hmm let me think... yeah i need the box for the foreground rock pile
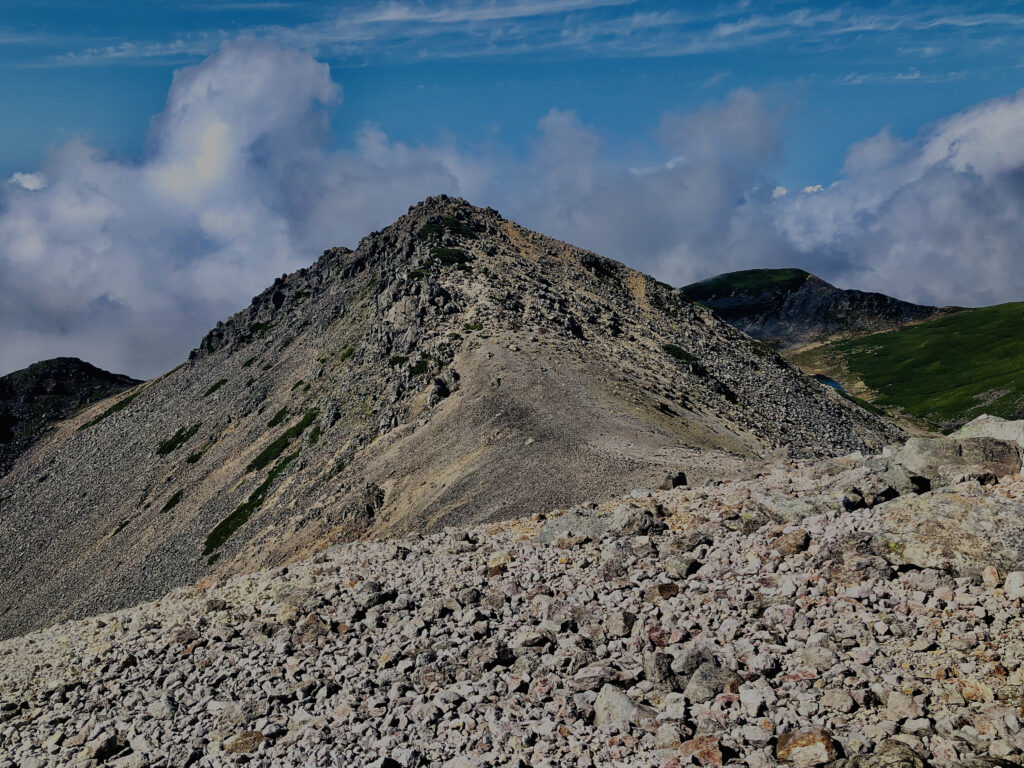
[3,434,1024,767]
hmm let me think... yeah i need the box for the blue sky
[2,1,1024,376]
[3,1,1024,187]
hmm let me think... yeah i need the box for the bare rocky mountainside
[681,269,957,350]
[3,418,1024,767]
[0,196,899,641]
[0,357,139,476]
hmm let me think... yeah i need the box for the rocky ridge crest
[0,197,899,640]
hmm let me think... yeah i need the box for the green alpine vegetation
[267,408,288,427]
[682,268,809,302]
[246,408,319,473]
[790,302,1024,429]
[662,343,696,364]
[156,423,202,455]
[160,490,184,514]
[203,379,228,397]
[77,389,142,431]
[204,450,300,556]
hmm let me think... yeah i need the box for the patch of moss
[418,220,445,240]
[203,379,228,397]
[443,215,477,239]
[430,246,471,266]
[662,343,696,364]
[267,407,289,427]
[204,450,300,555]
[338,346,355,362]
[410,357,431,376]
[748,338,779,360]
[186,451,204,464]
[245,376,256,387]
[262,362,274,371]
[207,552,221,566]
[463,322,484,332]
[249,321,274,336]
[241,356,257,368]
[156,422,202,456]
[246,408,319,473]
[78,390,141,430]
[292,380,305,391]
[160,490,184,514]
[308,424,323,445]
[389,355,409,368]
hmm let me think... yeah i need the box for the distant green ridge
[790,302,1024,430]
[682,268,810,302]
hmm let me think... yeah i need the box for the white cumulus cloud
[7,172,46,191]
[3,40,1024,378]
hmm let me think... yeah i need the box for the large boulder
[952,414,1024,447]
[536,504,666,545]
[895,436,1021,484]
[872,488,1024,576]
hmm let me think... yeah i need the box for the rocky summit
[0,357,139,477]
[0,196,898,640]
[2,431,1024,767]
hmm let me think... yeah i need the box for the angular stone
[886,691,924,721]
[593,684,638,730]
[223,731,265,754]
[536,505,666,545]
[683,661,738,703]
[680,735,723,767]
[487,550,511,576]
[605,610,637,638]
[659,471,688,491]
[821,688,855,713]
[776,727,839,767]
[1004,571,1024,600]
[772,529,809,556]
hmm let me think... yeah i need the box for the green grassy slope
[790,302,1024,430]
[682,268,810,301]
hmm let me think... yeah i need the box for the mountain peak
[0,357,140,476]
[0,203,900,639]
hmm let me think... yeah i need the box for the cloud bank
[2,40,1024,377]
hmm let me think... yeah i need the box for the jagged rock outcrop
[682,268,956,349]
[0,357,139,476]
[0,196,900,639]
